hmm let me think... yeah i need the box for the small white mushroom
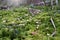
[11,21,15,24]
[19,24,25,26]
[3,20,6,23]
[26,20,29,21]
[25,14,29,16]
[47,33,50,36]
[36,21,39,24]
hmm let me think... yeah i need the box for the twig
[50,17,56,37]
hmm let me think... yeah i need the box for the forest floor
[0,6,60,40]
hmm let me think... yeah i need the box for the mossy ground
[0,6,60,40]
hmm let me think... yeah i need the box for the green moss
[0,6,60,40]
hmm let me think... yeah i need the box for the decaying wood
[0,6,9,10]
[28,8,41,16]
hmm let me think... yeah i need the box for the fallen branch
[50,17,56,37]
